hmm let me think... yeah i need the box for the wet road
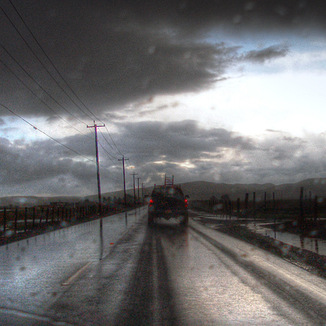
[1,209,326,325]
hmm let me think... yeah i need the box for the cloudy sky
[1,0,326,197]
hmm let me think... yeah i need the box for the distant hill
[1,178,326,206]
[181,179,326,201]
[0,195,85,207]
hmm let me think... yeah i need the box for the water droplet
[233,15,242,24]
[148,45,156,54]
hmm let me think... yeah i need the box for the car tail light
[185,198,188,208]
[149,199,154,206]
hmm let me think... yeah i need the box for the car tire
[148,213,154,226]
[180,213,188,226]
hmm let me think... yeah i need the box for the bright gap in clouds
[135,68,326,139]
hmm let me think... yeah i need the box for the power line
[5,0,121,130]
[98,128,120,159]
[0,3,95,122]
[0,44,88,126]
[0,101,95,163]
[98,141,118,164]
[0,103,115,179]
[104,125,124,156]
[7,0,104,122]
[0,58,93,141]
[2,1,125,157]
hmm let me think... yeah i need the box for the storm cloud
[1,0,325,119]
[241,45,290,64]
[1,0,326,196]
[1,119,326,196]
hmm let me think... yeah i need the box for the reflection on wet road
[0,207,146,324]
[2,209,326,325]
[248,221,326,256]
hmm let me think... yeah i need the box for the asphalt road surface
[1,207,326,325]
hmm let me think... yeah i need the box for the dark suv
[148,184,189,226]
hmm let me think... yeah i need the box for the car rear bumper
[149,209,188,219]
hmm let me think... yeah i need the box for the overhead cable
[0,3,95,121]
[2,1,125,158]
[0,44,88,126]
[0,102,114,174]
[0,59,93,141]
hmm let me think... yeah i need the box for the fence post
[314,195,318,223]
[244,193,249,211]
[229,200,232,219]
[32,207,36,229]
[273,192,275,210]
[40,207,44,226]
[46,207,49,224]
[14,207,18,234]
[24,207,28,232]
[3,207,7,234]
[299,186,304,230]
[253,192,256,220]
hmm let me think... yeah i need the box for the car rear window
[151,186,184,200]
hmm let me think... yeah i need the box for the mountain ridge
[1,178,326,206]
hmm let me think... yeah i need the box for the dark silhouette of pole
[131,172,138,205]
[299,186,304,230]
[245,193,249,210]
[253,192,256,220]
[136,177,141,204]
[118,156,129,205]
[314,195,318,223]
[87,121,105,261]
[87,121,105,217]
[141,182,144,204]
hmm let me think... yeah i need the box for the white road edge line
[190,218,326,305]
[61,262,92,286]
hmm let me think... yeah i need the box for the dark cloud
[2,120,326,195]
[241,45,289,63]
[1,0,324,120]
[1,1,326,195]
[116,120,256,164]
[0,120,255,195]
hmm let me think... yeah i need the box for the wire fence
[0,202,139,241]
[190,187,326,225]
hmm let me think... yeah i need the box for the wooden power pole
[118,156,129,206]
[87,121,105,217]
[131,172,138,205]
[136,177,141,204]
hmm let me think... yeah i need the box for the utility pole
[131,172,138,205]
[118,156,129,206]
[141,182,144,204]
[136,177,141,205]
[87,121,105,261]
[87,121,105,216]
